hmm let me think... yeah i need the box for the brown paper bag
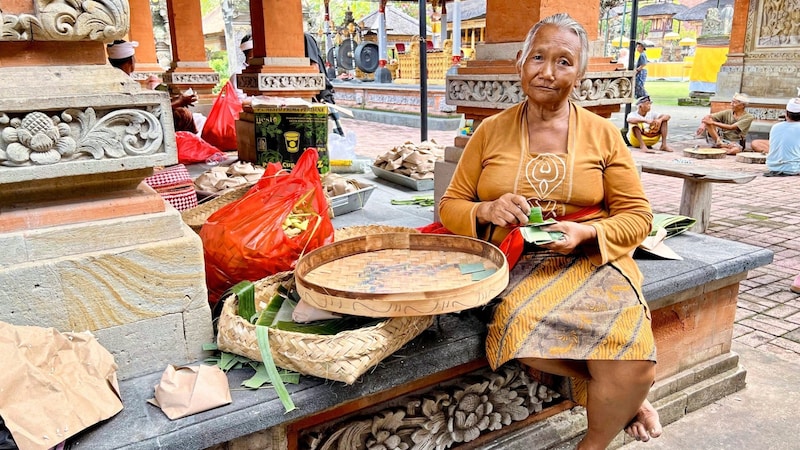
[0,322,123,450]
[148,365,232,420]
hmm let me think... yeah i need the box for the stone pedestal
[445,0,632,134]
[0,0,213,379]
[164,0,219,101]
[237,0,323,99]
[0,197,212,380]
[713,0,799,117]
[129,0,165,87]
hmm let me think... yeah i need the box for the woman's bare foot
[624,399,662,442]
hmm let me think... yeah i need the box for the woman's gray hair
[516,13,589,77]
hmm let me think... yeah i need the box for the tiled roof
[674,0,735,21]
[358,5,432,35]
[638,3,689,17]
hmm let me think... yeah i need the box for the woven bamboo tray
[216,271,434,384]
[334,224,419,241]
[295,233,509,317]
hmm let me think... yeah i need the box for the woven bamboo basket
[216,271,434,384]
[295,233,509,317]
[181,184,252,233]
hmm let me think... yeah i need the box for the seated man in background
[752,97,800,177]
[626,96,673,153]
[695,93,754,155]
[107,40,198,133]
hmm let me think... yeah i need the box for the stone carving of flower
[366,411,410,450]
[447,381,499,443]
[1,111,76,165]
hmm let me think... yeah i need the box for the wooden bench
[637,160,756,233]
[67,228,773,450]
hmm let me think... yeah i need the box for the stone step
[471,352,746,450]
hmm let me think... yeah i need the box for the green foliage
[200,0,218,16]
[207,50,230,93]
[646,81,689,106]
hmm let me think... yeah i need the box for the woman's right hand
[476,193,531,227]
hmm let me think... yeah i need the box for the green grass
[645,81,690,106]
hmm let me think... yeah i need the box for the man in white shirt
[626,96,673,153]
[752,97,800,177]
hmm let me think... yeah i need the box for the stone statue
[720,4,734,35]
[702,8,723,36]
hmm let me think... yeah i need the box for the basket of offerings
[215,226,435,385]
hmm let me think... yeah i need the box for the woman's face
[519,24,582,107]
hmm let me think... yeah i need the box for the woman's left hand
[539,221,597,255]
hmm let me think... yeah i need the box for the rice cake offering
[295,233,509,317]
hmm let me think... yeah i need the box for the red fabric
[201,81,243,151]
[176,131,226,164]
[143,164,198,211]
[416,222,453,234]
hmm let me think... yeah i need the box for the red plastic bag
[175,131,226,164]
[200,149,334,305]
[201,81,243,151]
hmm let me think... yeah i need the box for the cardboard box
[250,103,329,175]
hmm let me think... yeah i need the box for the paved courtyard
[339,103,800,364]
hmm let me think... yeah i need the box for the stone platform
[0,195,213,380]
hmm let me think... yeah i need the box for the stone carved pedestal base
[0,61,211,380]
[0,201,212,380]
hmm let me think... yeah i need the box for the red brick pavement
[340,111,800,361]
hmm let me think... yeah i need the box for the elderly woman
[439,13,661,449]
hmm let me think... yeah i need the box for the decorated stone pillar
[0,0,212,380]
[164,0,220,100]
[446,0,631,125]
[128,0,165,86]
[238,0,323,98]
[713,0,798,120]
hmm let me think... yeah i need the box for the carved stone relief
[238,73,325,92]
[300,363,561,450]
[0,0,129,42]
[757,0,800,47]
[701,8,724,37]
[0,106,164,167]
[447,73,633,110]
[745,107,788,120]
[164,72,221,85]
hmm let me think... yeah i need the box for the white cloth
[107,41,138,59]
[766,121,800,174]
[786,98,800,113]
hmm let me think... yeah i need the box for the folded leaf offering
[521,206,563,245]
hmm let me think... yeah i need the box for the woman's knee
[589,360,655,388]
[519,357,590,379]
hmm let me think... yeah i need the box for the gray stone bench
[68,232,772,450]
[749,119,776,135]
[636,160,757,233]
